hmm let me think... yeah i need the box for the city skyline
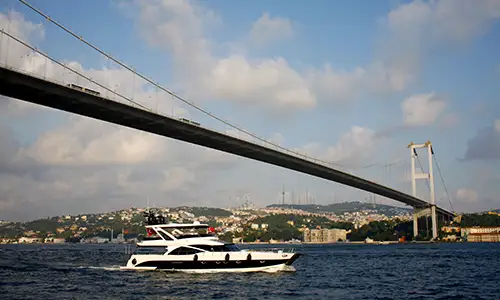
[1,0,499,221]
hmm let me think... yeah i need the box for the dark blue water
[1,243,499,299]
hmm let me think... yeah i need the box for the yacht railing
[244,248,296,253]
[125,246,297,255]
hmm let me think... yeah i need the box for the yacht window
[191,245,216,251]
[136,247,167,255]
[223,244,240,251]
[142,236,162,241]
[191,244,240,252]
[168,247,203,255]
[157,230,173,241]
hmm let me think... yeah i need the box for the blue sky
[0,0,499,220]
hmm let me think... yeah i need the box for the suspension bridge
[0,1,455,239]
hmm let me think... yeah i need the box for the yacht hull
[120,263,295,273]
[120,253,300,273]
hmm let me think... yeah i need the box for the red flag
[146,228,155,236]
[208,226,215,233]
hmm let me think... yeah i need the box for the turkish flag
[146,228,155,236]
[208,227,215,233]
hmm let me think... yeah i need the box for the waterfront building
[18,237,42,243]
[303,228,347,243]
[462,227,500,242]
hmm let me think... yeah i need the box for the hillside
[267,201,412,216]
[170,206,232,217]
[0,206,233,239]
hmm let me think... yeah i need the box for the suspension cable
[432,151,454,212]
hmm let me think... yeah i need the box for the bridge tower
[408,141,438,240]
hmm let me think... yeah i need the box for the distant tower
[408,140,437,240]
[281,185,285,205]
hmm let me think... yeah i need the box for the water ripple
[1,243,500,299]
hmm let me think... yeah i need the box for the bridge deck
[0,66,454,217]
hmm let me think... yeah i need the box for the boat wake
[119,264,296,274]
[76,265,123,271]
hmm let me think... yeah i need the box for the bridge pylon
[408,141,438,240]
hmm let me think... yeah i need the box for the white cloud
[386,0,500,47]
[0,115,243,220]
[307,60,419,105]
[132,0,316,112]
[401,92,446,126]
[134,0,217,79]
[432,0,500,42]
[293,126,383,169]
[0,10,44,62]
[323,126,380,165]
[249,12,294,46]
[307,65,366,103]
[130,0,423,110]
[20,119,169,166]
[379,0,500,92]
[455,188,478,202]
[304,0,500,106]
[129,0,500,111]
[206,55,316,110]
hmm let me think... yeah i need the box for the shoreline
[237,241,441,245]
[0,240,460,245]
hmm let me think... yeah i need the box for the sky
[0,0,499,221]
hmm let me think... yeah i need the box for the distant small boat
[364,237,375,244]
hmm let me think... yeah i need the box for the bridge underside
[0,66,454,218]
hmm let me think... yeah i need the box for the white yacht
[120,210,301,273]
